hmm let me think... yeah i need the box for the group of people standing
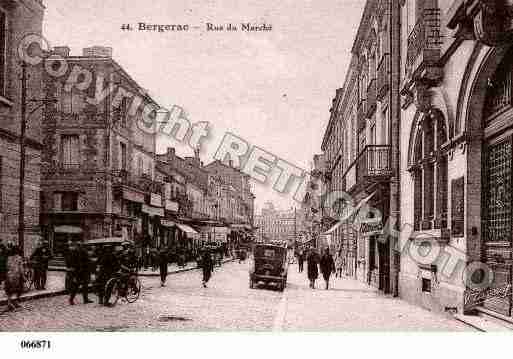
[0,240,51,311]
[296,248,343,290]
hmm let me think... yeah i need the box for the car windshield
[254,246,285,259]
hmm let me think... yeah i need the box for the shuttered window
[61,135,80,167]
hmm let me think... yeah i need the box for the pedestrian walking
[201,249,214,288]
[297,250,305,273]
[66,241,93,305]
[96,245,119,305]
[306,249,319,289]
[30,241,50,290]
[320,248,336,290]
[0,240,7,289]
[158,247,169,287]
[4,246,24,311]
[335,251,343,278]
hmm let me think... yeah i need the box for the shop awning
[175,223,198,234]
[54,225,82,234]
[322,191,377,235]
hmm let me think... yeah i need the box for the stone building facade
[320,0,401,293]
[254,202,298,245]
[40,46,163,258]
[0,0,45,256]
[398,0,513,316]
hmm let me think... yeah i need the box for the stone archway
[459,43,513,315]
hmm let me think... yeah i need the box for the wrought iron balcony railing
[406,8,441,78]
[377,53,390,100]
[356,145,392,181]
[366,79,377,118]
[113,170,164,195]
[342,145,392,192]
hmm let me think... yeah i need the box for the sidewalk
[0,257,234,306]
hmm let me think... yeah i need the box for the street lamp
[18,61,57,255]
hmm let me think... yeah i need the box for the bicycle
[104,271,141,306]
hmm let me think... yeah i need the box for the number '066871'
[20,340,51,349]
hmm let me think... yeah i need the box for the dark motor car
[249,242,288,291]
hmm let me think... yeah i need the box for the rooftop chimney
[53,46,70,57]
[82,46,113,58]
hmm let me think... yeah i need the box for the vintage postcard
[1,0,513,353]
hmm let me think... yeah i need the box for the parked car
[249,242,288,291]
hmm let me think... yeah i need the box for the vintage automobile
[249,242,288,291]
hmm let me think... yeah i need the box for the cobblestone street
[0,261,472,331]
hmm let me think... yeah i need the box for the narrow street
[0,262,471,331]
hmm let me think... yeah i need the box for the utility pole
[18,61,27,255]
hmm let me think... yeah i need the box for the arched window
[411,110,448,231]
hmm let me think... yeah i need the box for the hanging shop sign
[360,220,383,236]
[165,199,179,212]
[150,193,163,207]
[141,204,164,217]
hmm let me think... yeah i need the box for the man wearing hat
[30,241,51,290]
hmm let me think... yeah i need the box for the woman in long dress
[4,246,25,311]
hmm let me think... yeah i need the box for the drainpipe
[389,0,401,297]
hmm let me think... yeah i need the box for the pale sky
[43,0,365,213]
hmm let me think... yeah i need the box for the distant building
[254,202,298,246]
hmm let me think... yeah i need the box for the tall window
[61,192,78,211]
[412,111,448,231]
[120,97,128,127]
[137,157,143,176]
[61,135,80,167]
[0,10,6,97]
[120,142,127,170]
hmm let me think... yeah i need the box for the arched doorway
[482,47,513,316]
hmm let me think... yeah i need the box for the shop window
[412,111,448,231]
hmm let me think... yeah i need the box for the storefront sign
[141,204,164,217]
[360,221,383,236]
[150,193,162,207]
[123,189,145,203]
[165,199,179,212]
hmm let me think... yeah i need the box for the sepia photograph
[1,0,513,355]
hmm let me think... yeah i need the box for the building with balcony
[320,0,400,294]
[0,0,45,256]
[40,46,163,258]
[398,0,513,317]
